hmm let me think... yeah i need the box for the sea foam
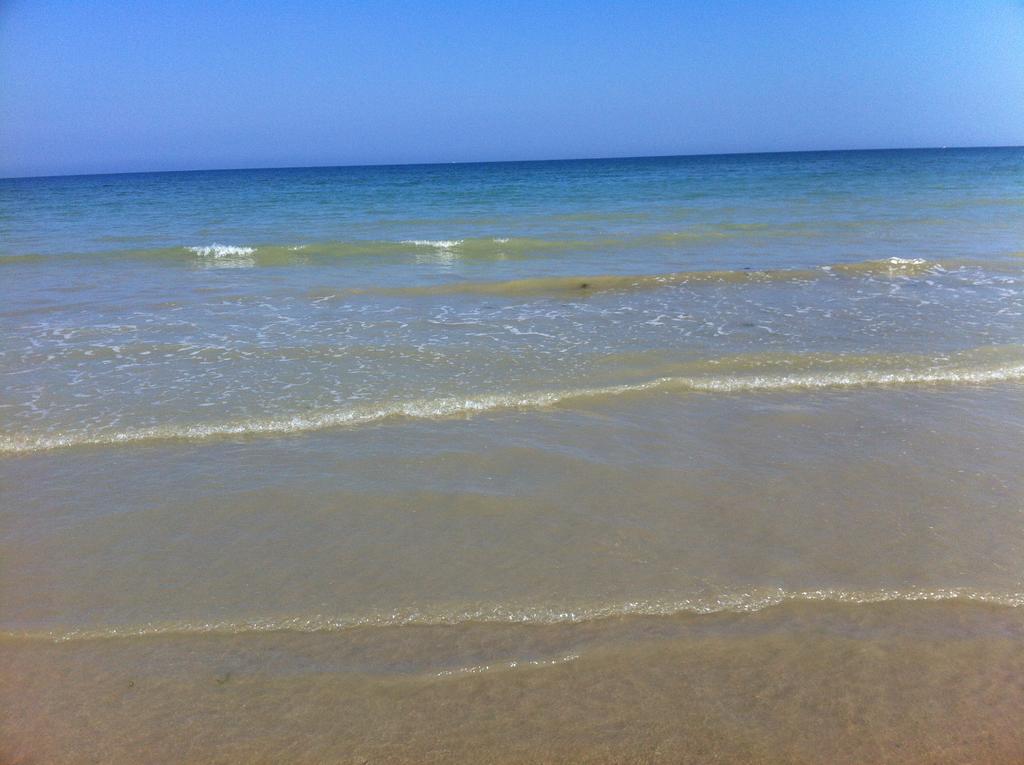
[6,586,1022,643]
[186,244,257,258]
[401,239,463,249]
[3,356,1022,454]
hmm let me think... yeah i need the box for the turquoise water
[5,149,1024,263]
[2,148,1023,451]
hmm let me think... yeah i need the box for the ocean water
[2,148,1024,762]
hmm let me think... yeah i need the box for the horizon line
[3,143,1021,182]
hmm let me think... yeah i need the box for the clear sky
[2,0,1023,177]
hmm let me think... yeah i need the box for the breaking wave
[186,244,257,258]
[4,587,1021,643]
[400,239,463,249]
[2,351,1022,454]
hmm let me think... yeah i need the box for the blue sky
[2,0,1023,177]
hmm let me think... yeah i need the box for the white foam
[886,257,928,265]
[186,244,257,258]
[434,653,580,678]
[401,239,463,249]
[6,587,1021,643]
[2,360,1023,454]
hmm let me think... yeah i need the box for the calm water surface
[2,149,1024,763]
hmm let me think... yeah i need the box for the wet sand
[4,601,1023,764]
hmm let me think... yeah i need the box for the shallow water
[2,148,1023,762]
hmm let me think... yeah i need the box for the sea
[2,148,1023,763]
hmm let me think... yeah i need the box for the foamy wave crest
[2,357,1022,454]
[187,244,257,269]
[6,587,1022,642]
[186,244,257,258]
[400,239,463,249]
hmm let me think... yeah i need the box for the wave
[186,244,257,258]
[186,243,258,269]
[0,237,582,266]
[8,226,1020,269]
[4,587,1021,643]
[177,237,583,264]
[2,350,1022,454]
[351,257,983,297]
[400,239,463,249]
